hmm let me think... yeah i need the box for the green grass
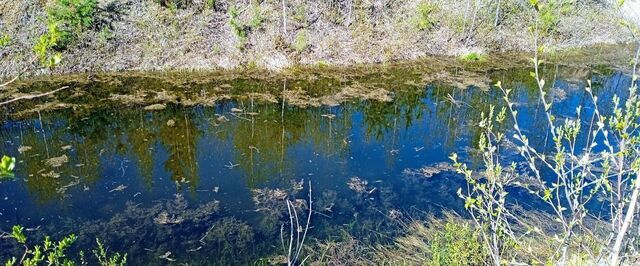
[459,52,486,62]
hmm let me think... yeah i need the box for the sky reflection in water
[0,65,633,264]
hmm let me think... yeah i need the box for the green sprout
[0,155,16,178]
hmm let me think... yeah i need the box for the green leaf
[11,225,26,244]
[0,155,16,175]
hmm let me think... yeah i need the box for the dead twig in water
[0,86,70,106]
[224,161,239,169]
[281,181,313,266]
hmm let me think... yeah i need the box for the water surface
[0,62,633,264]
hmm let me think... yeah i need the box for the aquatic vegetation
[253,188,290,216]
[402,162,455,178]
[197,217,256,263]
[1,45,639,264]
[347,177,370,194]
[306,236,371,266]
[57,194,222,263]
[44,154,69,168]
[0,155,16,178]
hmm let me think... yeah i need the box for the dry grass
[0,0,632,79]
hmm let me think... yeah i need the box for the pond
[0,56,635,264]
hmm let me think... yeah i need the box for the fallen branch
[0,86,69,106]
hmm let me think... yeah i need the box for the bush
[375,217,488,265]
[534,0,575,36]
[0,33,11,47]
[154,0,196,9]
[31,0,98,68]
[415,1,438,31]
[48,0,99,38]
[228,6,247,47]
[4,225,77,266]
[228,5,264,50]
[428,222,487,266]
[33,19,63,68]
[293,30,308,52]
[459,52,486,62]
[3,225,127,266]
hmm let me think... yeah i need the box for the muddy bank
[0,49,631,120]
[0,0,635,79]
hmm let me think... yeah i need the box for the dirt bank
[0,0,635,79]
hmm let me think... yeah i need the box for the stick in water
[0,86,69,106]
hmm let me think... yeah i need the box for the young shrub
[293,30,308,52]
[33,19,63,68]
[453,1,640,264]
[531,0,575,37]
[459,52,486,62]
[415,1,439,31]
[3,226,127,266]
[205,0,216,10]
[0,33,11,47]
[249,5,264,29]
[228,6,247,49]
[451,105,514,266]
[48,0,99,38]
[429,222,487,266]
[92,239,127,266]
[228,4,264,50]
[4,225,77,266]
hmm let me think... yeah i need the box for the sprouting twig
[0,86,70,106]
